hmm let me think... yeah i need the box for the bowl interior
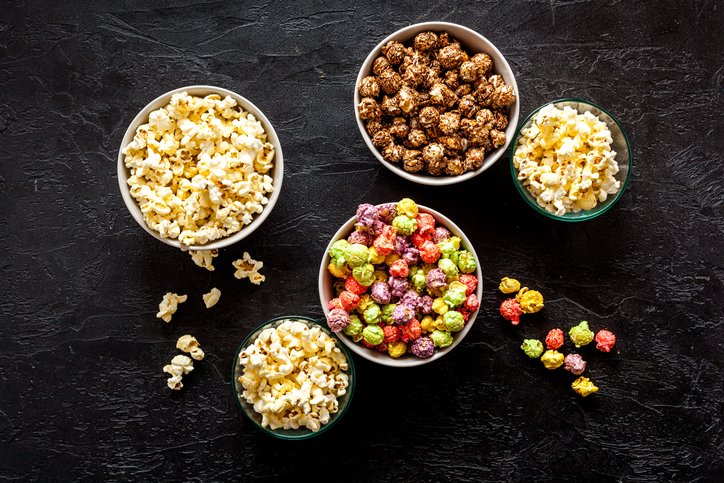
[117,85,284,250]
[510,98,632,221]
[318,204,483,367]
[232,316,355,440]
[354,21,520,186]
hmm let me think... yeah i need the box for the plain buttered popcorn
[237,320,350,432]
[122,92,275,246]
[513,105,620,216]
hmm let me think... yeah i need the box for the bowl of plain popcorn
[117,86,283,249]
[510,99,632,221]
[232,316,355,439]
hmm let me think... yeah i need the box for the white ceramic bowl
[354,22,519,186]
[318,204,483,367]
[117,85,284,250]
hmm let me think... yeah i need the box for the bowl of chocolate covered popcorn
[510,98,632,221]
[117,85,284,250]
[232,316,355,439]
[354,22,519,185]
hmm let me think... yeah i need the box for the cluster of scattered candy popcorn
[498,277,544,324]
[123,92,275,246]
[163,335,205,390]
[325,198,479,359]
[502,277,617,397]
[237,319,350,432]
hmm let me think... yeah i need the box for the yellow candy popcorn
[499,277,521,294]
[541,350,564,370]
[388,340,408,358]
[357,294,373,313]
[368,247,386,265]
[517,287,544,314]
[328,262,351,279]
[385,253,401,266]
[449,236,461,250]
[397,198,418,218]
[572,376,599,397]
[433,315,448,331]
[420,315,435,333]
[373,270,389,283]
[449,281,467,293]
[432,297,449,315]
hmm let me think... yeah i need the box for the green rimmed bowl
[510,98,632,221]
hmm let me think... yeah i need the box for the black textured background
[1,1,723,481]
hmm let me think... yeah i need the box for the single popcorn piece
[237,319,350,432]
[163,354,194,390]
[122,92,275,246]
[595,329,616,353]
[521,339,544,359]
[541,350,564,370]
[569,321,595,348]
[499,277,521,294]
[233,252,265,284]
[516,287,544,314]
[203,287,221,308]
[500,298,523,325]
[184,249,218,271]
[176,335,205,361]
[545,328,564,350]
[156,292,187,323]
[571,376,599,397]
[564,353,586,375]
[512,104,620,216]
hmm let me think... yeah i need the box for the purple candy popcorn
[402,246,420,265]
[388,276,409,297]
[410,337,435,358]
[401,289,422,310]
[431,226,451,244]
[426,268,447,290]
[564,354,586,375]
[326,309,350,333]
[394,235,410,255]
[370,281,392,304]
[419,295,434,314]
[391,303,415,325]
[347,230,373,246]
[355,204,380,229]
[377,203,398,225]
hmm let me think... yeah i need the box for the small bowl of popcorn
[232,316,355,440]
[117,85,284,250]
[354,22,520,185]
[510,98,632,221]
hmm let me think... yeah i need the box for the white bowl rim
[353,21,520,186]
[117,85,284,251]
[318,203,483,367]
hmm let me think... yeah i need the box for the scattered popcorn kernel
[521,339,544,359]
[545,328,564,350]
[569,321,594,348]
[184,249,218,271]
[156,292,187,323]
[571,376,599,397]
[500,298,523,325]
[203,287,221,308]
[176,335,205,361]
[499,277,521,294]
[564,353,586,375]
[163,354,194,390]
[516,287,544,314]
[233,252,265,284]
[595,330,616,352]
[541,350,564,370]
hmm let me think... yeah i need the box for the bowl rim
[509,97,633,222]
[318,203,483,367]
[116,85,284,251]
[353,21,520,186]
[231,315,356,440]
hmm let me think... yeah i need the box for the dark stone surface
[1,0,723,481]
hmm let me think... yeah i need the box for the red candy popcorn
[459,274,478,296]
[500,298,523,325]
[345,275,368,295]
[416,213,436,235]
[328,298,344,311]
[595,330,616,352]
[389,259,409,277]
[339,291,360,311]
[545,329,564,350]
[383,325,401,343]
[419,240,441,263]
[411,230,431,248]
[459,308,471,322]
[400,319,422,342]
[361,339,375,349]
[376,342,388,353]
[464,294,480,312]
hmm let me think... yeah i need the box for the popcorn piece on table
[233,252,265,284]
[564,353,586,375]
[500,298,523,325]
[569,321,595,348]
[157,292,187,323]
[541,350,564,370]
[163,354,194,390]
[571,376,599,397]
[516,287,544,314]
[203,287,221,308]
[545,328,564,350]
[521,339,544,359]
[595,329,616,352]
[499,277,521,294]
[176,335,205,361]
[183,249,218,271]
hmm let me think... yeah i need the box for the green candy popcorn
[329,239,349,260]
[344,315,364,338]
[443,288,467,308]
[352,263,376,287]
[443,311,465,332]
[381,303,397,323]
[569,321,594,348]
[430,329,454,348]
[392,215,418,236]
[344,243,370,268]
[438,258,459,278]
[364,303,381,325]
[457,250,477,274]
[521,339,544,359]
[362,324,384,346]
[439,239,458,257]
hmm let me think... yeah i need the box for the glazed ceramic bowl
[117,85,284,250]
[318,204,483,367]
[354,22,519,186]
[510,98,632,221]
[232,316,355,440]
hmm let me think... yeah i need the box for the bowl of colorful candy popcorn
[510,99,632,221]
[117,85,284,250]
[318,198,483,367]
[354,22,520,186]
[232,316,355,440]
